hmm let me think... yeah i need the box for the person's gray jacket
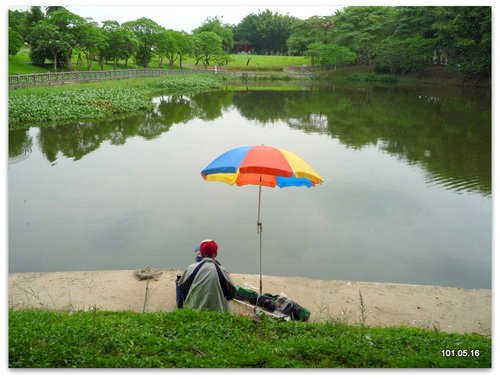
[178,257,236,311]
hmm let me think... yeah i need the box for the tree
[9,28,24,55]
[393,7,438,39]
[76,21,106,70]
[26,6,45,27]
[194,16,234,52]
[176,32,191,69]
[332,6,398,65]
[28,21,69,71]
[191,32,223,67]
[45,6,66,15]
[123,18,164,68]
[309,15,336,44]
[9,9,28,39]
[307,42,356,69]
[156,29,184,68]
[287,16,336,55]
[434,6,491,77]
[374,36,434,74]
[44,9,86,70]
[235,9,297,54]
[102,20,138,69]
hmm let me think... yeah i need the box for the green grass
[228,54,309,67]
[9,48,54,75]
[9,47,309,75]
[8,308,491,368]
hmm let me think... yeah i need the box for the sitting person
[176,239,236,312]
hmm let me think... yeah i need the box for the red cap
[200,240,218,258]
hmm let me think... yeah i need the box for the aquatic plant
[9,88,153,125]
[347,72,398,83]
[141,75,222,94]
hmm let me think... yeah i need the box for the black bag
[274,296,311,322]
[279,298,310,321]
[235,286,259,305]
[256,293,278,312]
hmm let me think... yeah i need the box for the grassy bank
[9,308,490,368]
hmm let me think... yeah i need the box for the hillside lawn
[9,47,310,75]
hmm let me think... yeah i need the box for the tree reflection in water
[9,84,491,196]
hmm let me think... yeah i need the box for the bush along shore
[8,75,224,129]
[9,308,491,368]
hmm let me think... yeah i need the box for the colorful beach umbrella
[201,145,323,294]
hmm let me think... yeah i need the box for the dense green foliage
[9,308,491,368]
[234,9,297,55]
[9,88,152,125]
[8,27,24,56]
[307,42,356,68]
[193,16,234,52]
[287,6,490,77]
[140,75,223,94]
[8,75,225,128]
[122,17,164,68]
[331,6,491,77]
[9,6,490,77]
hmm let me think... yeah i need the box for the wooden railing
[8,67,309,89]
[8,68,220,89]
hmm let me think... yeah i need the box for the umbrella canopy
[201,145,324,188]
[201,145,323,294]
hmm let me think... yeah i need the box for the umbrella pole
[257,181,263,296]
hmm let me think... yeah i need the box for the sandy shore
[8,269,491,336]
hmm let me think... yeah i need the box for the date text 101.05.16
[441,350,480,357]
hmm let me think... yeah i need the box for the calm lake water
[8,83,492,289]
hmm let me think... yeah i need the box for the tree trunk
[179,55,183,69]
[53,51,57,72]
[66,50,74,71]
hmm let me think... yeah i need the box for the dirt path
[8,269,491,336]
